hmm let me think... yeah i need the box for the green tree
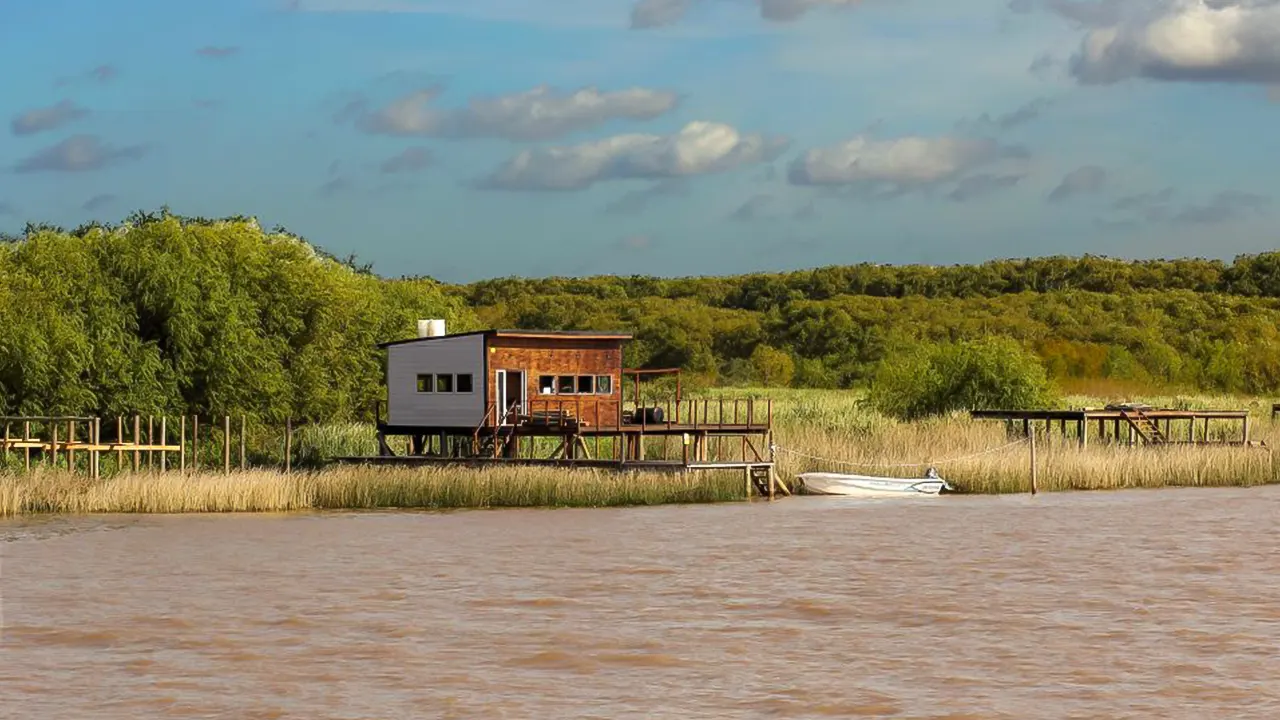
[868,337,1057,420]
[750,345,794,387]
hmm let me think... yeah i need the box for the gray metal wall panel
[386,334,486,427]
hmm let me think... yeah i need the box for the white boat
[798,468,954,497]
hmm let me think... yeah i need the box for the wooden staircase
[1121,408,1167,445]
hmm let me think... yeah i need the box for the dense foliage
[868,337,1056,419]
[0,211,473,420]
[3,209,1280,420]
[462,257,1280,395]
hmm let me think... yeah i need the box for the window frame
[416,374,434,393]
[456,373,474,393]
[539,375,556,395]
[595,375,613,395]
[435,374,454,393]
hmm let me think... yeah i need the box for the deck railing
[471,397,773,432]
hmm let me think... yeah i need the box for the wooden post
[1078,419,1087,449]
[132,415,141,472]
[51,422,58,470]
[23,421,30,472]
[180,415,187,473]
[147,416,154,470]
[116,416,124,470]
[1029,421,1038,495]
[1188,417,1195,444]
[284,418,292,474]
[67,420,75,474]
[223,416,231,475]
[240,415,246,470]
[160,417,168,472]
[1243,415,1251,445]
[745,465,753,500]
[3,422,8,464]
[92,418,101,480]
[193,415,200,472]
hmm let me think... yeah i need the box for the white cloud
[349,85,679,141]
[1070,0,1280,84]
[481,121,789,191]
[787,135,1025,189]
[631,0,870,27]
[1047,165,1108,202]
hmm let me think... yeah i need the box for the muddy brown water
[3,487,1280,719]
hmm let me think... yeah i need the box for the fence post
[51,422,58,471]
[193,416,200,473]
[132,415,141,472]
[23,421,30,472]
[148,415,154,470]
[180,415,186,473]
[223,416,231,476]
[1029,421,1039,495]
[68,420,75,475]
[160,417,168,472]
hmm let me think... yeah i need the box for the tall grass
[755,388,1279,494]
[2,388,1276,516]
[0,466,746,517]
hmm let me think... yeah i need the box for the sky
[0,0,1278,282]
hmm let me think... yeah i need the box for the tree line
[3,210,1280,422]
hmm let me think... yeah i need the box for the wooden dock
[359,396,785,498]
[970,406,1256,447]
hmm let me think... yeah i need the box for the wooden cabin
[379,323,632,432]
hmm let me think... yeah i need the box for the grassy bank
[759,388,1279,494]
[0,466,745,517]
[2,388,1277,516]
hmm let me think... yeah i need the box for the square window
[539,375,556,394]
[558,376,576,394]
[577,376,594,394]
[595,375,613,394]
[436,374,454,393]
[457,374,473,393]
[416,374,433,393]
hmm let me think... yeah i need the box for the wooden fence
[0,415,295,478]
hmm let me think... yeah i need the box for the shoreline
[2,448,1277,517]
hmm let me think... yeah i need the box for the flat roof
[378,329,633,349]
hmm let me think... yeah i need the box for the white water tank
[417,319,446,338]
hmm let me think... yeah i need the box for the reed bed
[760,389,1280,494]
[3,388,1277,516]
[0,466,745,517]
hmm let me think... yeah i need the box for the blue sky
[1,0,1277,282]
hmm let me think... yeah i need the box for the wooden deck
[971,407,1256,447]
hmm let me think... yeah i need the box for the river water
[3,486,1279,719]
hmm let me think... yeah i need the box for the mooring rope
[771,437,1029,470]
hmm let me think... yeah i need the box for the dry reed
[0,465,745,517]
[3,388,1276,516]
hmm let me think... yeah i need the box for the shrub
[868,337,1057,420]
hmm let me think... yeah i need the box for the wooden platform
[971,406,1255,447]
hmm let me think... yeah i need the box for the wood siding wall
[386,334,486,427]
[486,337,624,428]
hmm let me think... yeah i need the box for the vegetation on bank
[6,209,1280,428]
[1,389,1276,516]
[0,466,746,516]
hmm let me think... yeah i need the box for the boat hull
[798,472,952,497]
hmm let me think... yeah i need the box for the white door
[496,370,525,425]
